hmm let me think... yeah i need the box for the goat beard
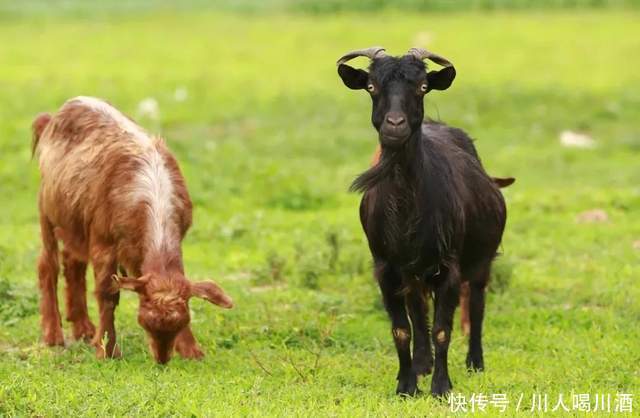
[350,149,403,193]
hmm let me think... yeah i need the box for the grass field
[0,4,639,416]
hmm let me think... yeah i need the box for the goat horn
[407,47,453,68]
[336,46,386,66]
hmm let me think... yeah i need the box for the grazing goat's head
[337,47,456,148]
[114,273,233,364]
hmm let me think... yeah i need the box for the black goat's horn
[407,47,453,68]
[336,46,386,66]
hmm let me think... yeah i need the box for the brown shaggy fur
[33,97,232,363]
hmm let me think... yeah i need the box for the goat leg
[376,261,418,396]
[91,248,121,359]
[407,285,433,376]
[430,264,460,397]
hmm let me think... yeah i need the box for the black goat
[337,47,512,397]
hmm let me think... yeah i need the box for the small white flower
[174,87,188,102]
[560,130,595,148]
[137,97,160,120]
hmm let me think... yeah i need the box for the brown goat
[33,96,233,363]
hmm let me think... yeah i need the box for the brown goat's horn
[407,47,453,68]
[336,46,386,66]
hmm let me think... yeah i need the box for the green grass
[1,6,639,417]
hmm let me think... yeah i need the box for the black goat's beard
[350,133,414,193]
[350,152,399,193]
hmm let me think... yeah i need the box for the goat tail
[32,113,52,157]
[492,176,515,188]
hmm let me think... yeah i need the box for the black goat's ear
[338,64,369,90]
[427,66,456,92]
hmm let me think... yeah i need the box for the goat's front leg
[174,326,204,359]
[62,249,95,342]
[376,261,417,396]
[407,286,433,376]
[90,248,121,359]
[431,265,460,397]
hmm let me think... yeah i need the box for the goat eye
[367,83,375,93]
[420,83,428,93]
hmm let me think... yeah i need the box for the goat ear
[190,281,233,309]
[427,66,456,92]
[338,64,369,90]
[492,176,516,188]
[112,274,148,293]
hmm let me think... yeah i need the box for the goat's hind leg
[62,249,95,342]
[465,261,491,372]
[376,261,418,396]
[430,264,460,397]
[459,282,471,336]
[37,215,64,346]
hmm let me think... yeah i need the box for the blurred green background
[0,1,639,416]
[2,0,640,15]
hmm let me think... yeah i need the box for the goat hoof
[396,372,419,397]
[43,327,65,347]
[430,377,452,398]
[465,352,484,372]
[176,344,204,360]
[72,320,96,342]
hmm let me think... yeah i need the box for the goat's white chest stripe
[133,151,175,251]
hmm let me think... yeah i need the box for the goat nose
[386,114,406,127]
